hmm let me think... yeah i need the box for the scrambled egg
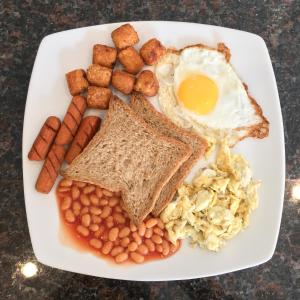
[160,141,260,251]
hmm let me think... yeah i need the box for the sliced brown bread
[62,96,192,225]
[130,92,208,216]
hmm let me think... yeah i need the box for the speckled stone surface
[1,1,299,299]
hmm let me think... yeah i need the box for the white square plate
[23,21,285,281]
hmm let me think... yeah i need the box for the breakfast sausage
[35,144,67,193]
[65,116,101,164]
[28,116,61,161]
[55,96,87,145]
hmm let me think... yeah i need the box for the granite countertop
[1,1,299,299]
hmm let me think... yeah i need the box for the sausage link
[65,116,101,164]
[35,144,66,193]
[28,116,61,160]
[55,96,87,145]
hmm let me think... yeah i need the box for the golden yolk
[177,74,218,115]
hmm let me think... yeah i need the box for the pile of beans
[57,179,180,264]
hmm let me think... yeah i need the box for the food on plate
[65,116,101,164]
[111,70,135,95]
[140,38,166,65]
[87,86,112,109]
[92,44,117,68]
[86,64,112,87]
[155,43,269,147]
[62,96,192,225]
[36,145,67,193]
[130,93,207,215]
[118,46,144,74]
[133,70,159,97]
[28,116,61,161]
[111,23,139,50]
[65,69,89,96]
[161,141,260,251]
[56,179,180,264]
[55,96,87,145]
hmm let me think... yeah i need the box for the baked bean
[89,238,102,249]
[75,181,86,188]
[96,187,103,198]
[170,241,179,252]
[58,187,70,193]
[80,194,90,206]
[130,221,137,232]
[61,196,72,210]
[102,231,109,241]
[100,206,111,218]
[115,205,122,213]
[103,189,113,197]
[132,232,142,245]
[83,185,95,194]
[137,244,149,255]
[107,216,114,222]
[90,206,102,215]
[65,209,75,223]
[138,222,146,236]
[72,201,81,211]
[81,207,89,215]
[113,213,125,224]
[162,240,170,256]
[152,234,162,244]
[119,227,130,238]
[156,244,163,253]
[60,179,73,187]
[120,237,130,247]
[99,199,108,206]
[106,221,114,228]
[111,246,124,257]
[153,227,164,237]
[91,215,101,224]
[115,252,128,263]
[108,197,119,207]
[77,225,89,237]
[89,224,99,232]
[128,242,138,252]
[144,239,155,252]
[108,227,119,241]
[130,252,144,264]
[94,226,105,238]
[102,241,113,255]
[81,214,91,227]
[71,186,80,199]
[157,218,164,229]
[145,218,158,228]
[90,194,100,205]
[145,228,153,238]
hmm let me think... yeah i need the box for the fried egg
[155,44,269,147]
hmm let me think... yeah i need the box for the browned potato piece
[87,86,112,109]
[66,69,89,96]
[118,47,144,74]
[93,44,117,68]
[86,64,112,87]
[111,24,139,49]
[140,38,166,65]
[134,70,159,97]
[111,70,135,95]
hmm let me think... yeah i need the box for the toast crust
[62,96,192,225]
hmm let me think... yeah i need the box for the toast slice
[62,96,192,225]
[130,93,207,216]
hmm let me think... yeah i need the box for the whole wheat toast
[130,93,207,216]
[62,96,192,225]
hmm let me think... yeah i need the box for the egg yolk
[177,74,218,115]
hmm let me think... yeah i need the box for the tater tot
[111,24,139,49]
[140,38,166,65]
[66,69,89,96]
[87,86,112,109]
[111,70,135,95]
[118,47,144,74]
[86,64,112,87]
[133,70,159,97]
[93,44,117,68]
